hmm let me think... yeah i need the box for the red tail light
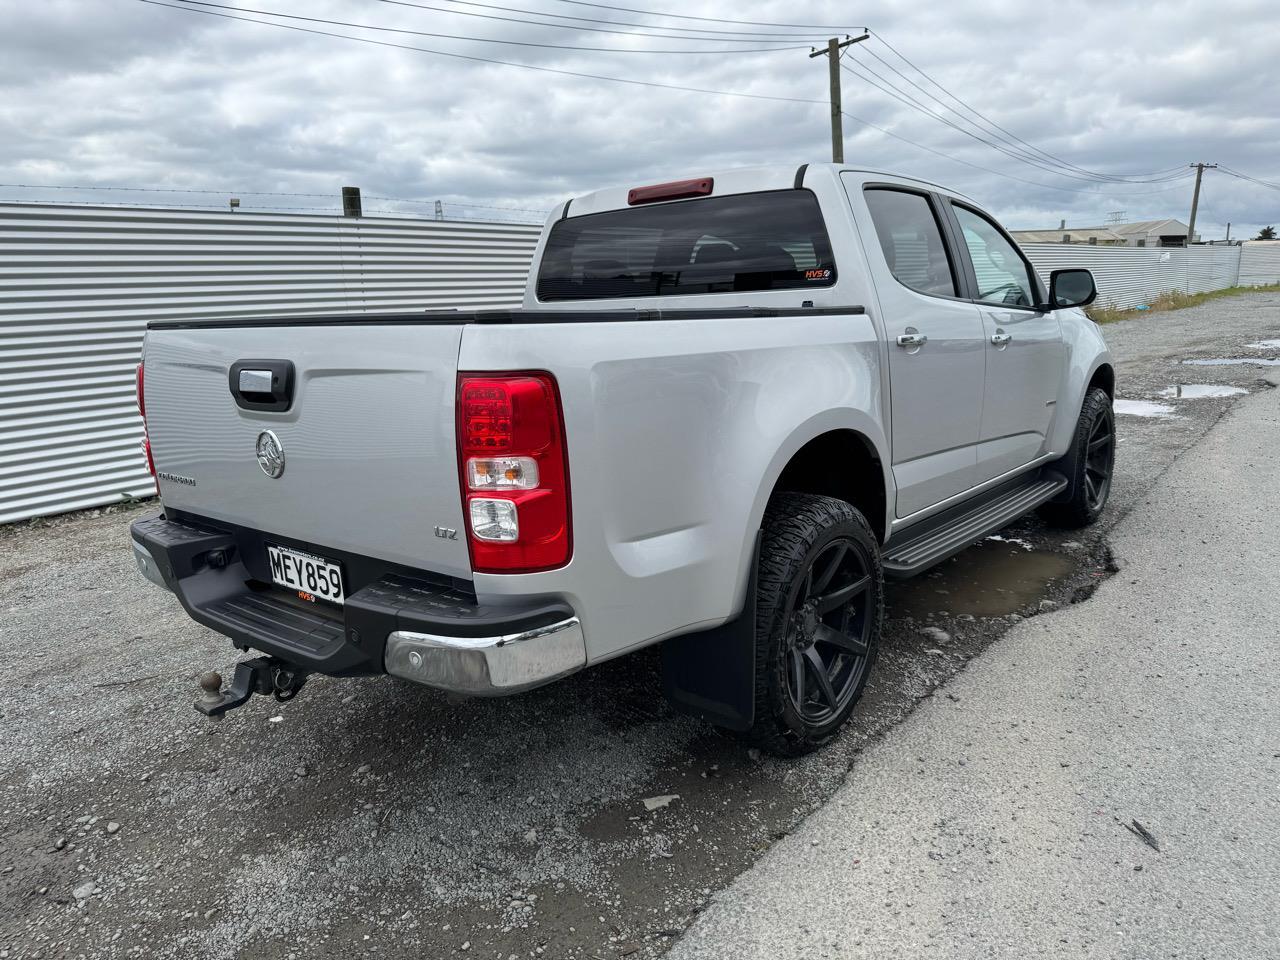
[136,362,156,481]
[457,372,571,573]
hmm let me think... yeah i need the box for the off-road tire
[1040,387,1115,529]
[746,493,883,757]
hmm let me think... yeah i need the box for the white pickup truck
[130,162,1114,755]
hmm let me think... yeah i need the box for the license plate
[267,544,345,606]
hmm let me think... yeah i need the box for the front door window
[952,206,1037,307]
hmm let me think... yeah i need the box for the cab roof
[557,162,973,221]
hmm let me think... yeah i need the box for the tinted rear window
[536,190,837,301]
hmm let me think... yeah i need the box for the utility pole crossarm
[810,32,870,165]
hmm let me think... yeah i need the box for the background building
[1011,218,1196,246]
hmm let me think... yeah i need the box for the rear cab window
[536,190,837,301]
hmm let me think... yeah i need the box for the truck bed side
[141,308,885,664]
[457,311,886,662]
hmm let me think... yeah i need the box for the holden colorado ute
[129,163,1115,755]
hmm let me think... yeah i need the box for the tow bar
[195,656,310,719]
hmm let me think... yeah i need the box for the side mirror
[1048,268,1097,309]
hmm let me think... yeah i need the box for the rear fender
[663,413,890,732]
[735,409,891,610]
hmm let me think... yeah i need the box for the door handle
[896,333,928,348]
[990,332,1012,346]
[228,359,295,412]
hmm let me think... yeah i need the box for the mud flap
[660,533,759,732]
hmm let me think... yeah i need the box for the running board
[882,472,1068,578]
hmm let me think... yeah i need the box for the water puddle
[887,540,1075,619]
[1182,357,1280,367]
[986,533,1034,550]
[1246,340,1280,349]
[1115,399,1176,417]
[1157,384,1249,399]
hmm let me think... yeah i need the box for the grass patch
[1087,283,1280,324]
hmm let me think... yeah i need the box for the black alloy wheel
[1083,406,1115,512]
[1040,386,1116,528]
[747,492,884,756]
[783,537,875,725]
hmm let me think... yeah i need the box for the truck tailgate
[142,323,472,579]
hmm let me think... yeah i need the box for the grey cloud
[1,0,1277,237]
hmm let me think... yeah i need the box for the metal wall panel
[1239,241,1280,287]
[0,203,541,524]
[1019,243,1250,310]
[1183,244,1241,294]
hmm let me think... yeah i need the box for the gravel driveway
[2,291,1278,960]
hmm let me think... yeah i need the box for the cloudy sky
[2,0,1278,237]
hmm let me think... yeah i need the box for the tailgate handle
[229,359,295,412]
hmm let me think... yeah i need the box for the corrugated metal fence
[3,202,1280,524]
[1238,241,1280,287]
[1020,243,1246,310]
[0,203,541,524]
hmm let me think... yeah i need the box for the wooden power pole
[810,33,870,164]
[1186,163,1217,245]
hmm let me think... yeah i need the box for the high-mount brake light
[136,362,157,482]
[627,177,713,206]
[457,373,571,573]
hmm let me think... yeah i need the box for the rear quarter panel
[460,314,886,662]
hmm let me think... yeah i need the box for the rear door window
[536,190,837,301]
[863,188,959,298]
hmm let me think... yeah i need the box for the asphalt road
[669,365,1280,960]
[2,290,1279,960]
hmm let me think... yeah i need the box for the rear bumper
[384,619,585,695]
[130,513,585,695]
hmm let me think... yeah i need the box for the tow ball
[195,656,310,719]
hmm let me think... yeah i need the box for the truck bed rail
[147,304,866,330]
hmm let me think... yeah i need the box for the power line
[839,60,1098,183]
[851,42,1137,183]
[138,0,830,106]
[864,30,1189,184]
[366,0,817,43]
[840,59,1193,187]
[381,0,825,41]
[853,39,1121,181]
[175,0,810,52]
[1219,166,1280,191]
[520,0,861,31]
[838,109,1196,200]
[136,1,1222,207]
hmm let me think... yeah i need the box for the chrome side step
[883,472,1067,578]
